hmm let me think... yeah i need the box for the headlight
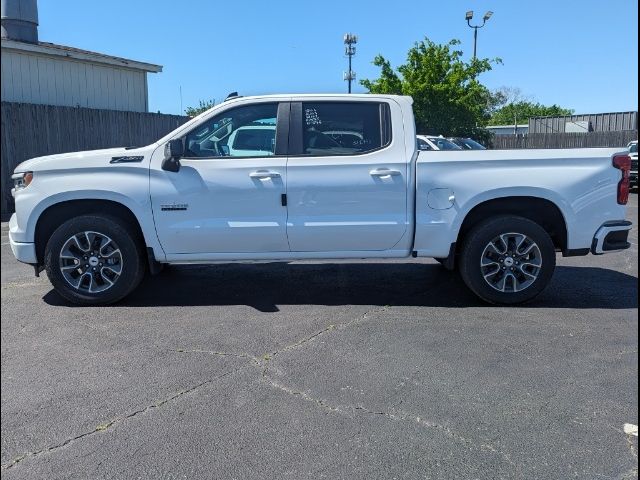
[12,172,33,192]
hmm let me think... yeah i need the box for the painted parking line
[624,423,638,436]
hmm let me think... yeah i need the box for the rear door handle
[249,170,281,179]
[370,168,401,177]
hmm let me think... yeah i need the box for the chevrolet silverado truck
[9,94,633,305]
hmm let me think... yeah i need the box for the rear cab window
[299,102,392,156]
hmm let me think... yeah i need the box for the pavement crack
[626,433,638,462]
[0,365,248,471]
[263,377,342,413]
[173,348,261,366]
[260,372,518,472]
[261,305,389,377]
[354,403,516,467]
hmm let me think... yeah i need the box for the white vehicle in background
[628,140,638,187]
[226,124,276,157]
[8,93,633,306]
[416,135,462,151]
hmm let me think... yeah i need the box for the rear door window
[299,102,391,156]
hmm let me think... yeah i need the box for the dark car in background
[448,137,487,150]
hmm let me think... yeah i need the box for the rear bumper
[591,221,632,255]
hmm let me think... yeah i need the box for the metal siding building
[486,124,529,136]
[1,39,162,112]
[528,111,638,134]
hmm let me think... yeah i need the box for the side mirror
[162,139,184,172]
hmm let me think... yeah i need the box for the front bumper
[591,221,632,255]
[8,213,37,264]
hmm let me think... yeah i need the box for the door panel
[285,101,408,252]
[150,102,289,254]
[151,158,288,254]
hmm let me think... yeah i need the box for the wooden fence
[490,131,638,149]
[1,102,189,215]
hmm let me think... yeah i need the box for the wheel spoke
[99,272,115,287]
[99,239,112,255]
[483,266,501,279]
[481,256,500,267]
[517,242,536,256]
[60,264,80,271]
[87,272,96,293]
[514,234,527,251]
[496,273,513,292]
[521,258,542,268]
[518,267,538,280]
[102,263,122,276]
[492,237,508,255]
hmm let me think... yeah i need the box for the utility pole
[465,10,493,59]
[343,33,357,93]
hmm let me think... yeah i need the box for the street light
[343,33,357,93]
[466,10,493,59]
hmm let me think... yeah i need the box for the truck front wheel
[459,216,556,305]
[44,215,145,305]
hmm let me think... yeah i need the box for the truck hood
[14,146,152,173]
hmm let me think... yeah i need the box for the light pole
[343,33,357,93]
[465,10,493,59]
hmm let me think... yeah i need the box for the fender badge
[160,204,188,211]
[110,156,144,163]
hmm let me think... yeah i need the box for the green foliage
[360,38,501,142]
[185,99,216,117]
[489,101,574,126]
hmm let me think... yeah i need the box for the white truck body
[8,94,633,305]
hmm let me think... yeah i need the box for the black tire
[459,215,556,305]
[44,215,145,305]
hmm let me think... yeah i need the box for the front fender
[19,190,165,261]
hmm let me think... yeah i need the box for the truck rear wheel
[459,216,556,305]
[44,215,145,305]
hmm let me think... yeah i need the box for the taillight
[613,154,631,205]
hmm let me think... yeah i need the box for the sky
[37,0,638,116]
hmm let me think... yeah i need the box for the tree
[185,99,216,117]
[489,100,574,126]
[360,38,501,142]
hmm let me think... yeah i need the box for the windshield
[456,138,486,150]
[428,137,462,150]
[630,143,638,154]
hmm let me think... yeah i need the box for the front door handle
[249,170,281,179]
[370,168,401,177]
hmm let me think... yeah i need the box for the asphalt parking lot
[1,195,637,480]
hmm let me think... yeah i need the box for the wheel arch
[455,195,570,254]
[33,197,157,265]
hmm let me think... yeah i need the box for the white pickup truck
[9,94,633,306]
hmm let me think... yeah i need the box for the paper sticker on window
[305,108,322,126]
